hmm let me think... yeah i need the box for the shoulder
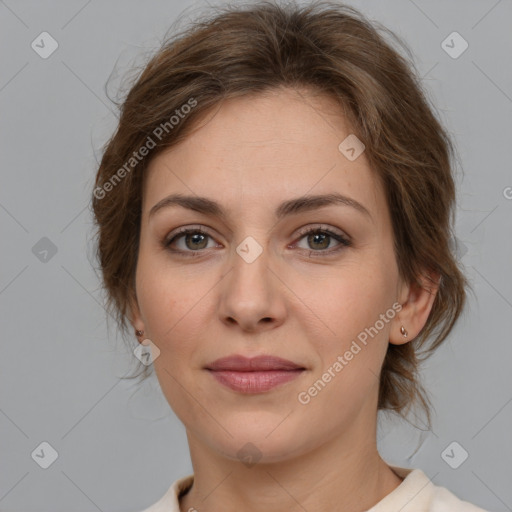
[136,468,490,512]
[429,484,490,512]
[367,466,491,512]
[137,474,194,512]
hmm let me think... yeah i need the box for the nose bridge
[227,205,273,279]
[230,234,271,299]
[218,233,284,329]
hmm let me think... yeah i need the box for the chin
[195,419,311,465]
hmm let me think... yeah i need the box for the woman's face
[131,87,409,464]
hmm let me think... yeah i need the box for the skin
[129,86,438,512]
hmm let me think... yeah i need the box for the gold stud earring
[400,325,408,338]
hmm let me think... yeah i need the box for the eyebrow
[148,192,372,222]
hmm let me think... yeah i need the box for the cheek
[135,251,214,370]
[296,276,394,421]
[136,246,198,332]
[135,261,206,417]
[293,256,395,340]
[293,256,397,399]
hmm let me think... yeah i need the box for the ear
[390,270,440,345]
[128,291,145,343]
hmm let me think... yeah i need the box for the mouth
[205,354,306,393]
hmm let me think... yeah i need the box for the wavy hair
[91,0,471,428]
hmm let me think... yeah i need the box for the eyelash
[162,225,352,258]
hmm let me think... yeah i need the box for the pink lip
[205,355,305,393]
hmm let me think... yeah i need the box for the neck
[179,426,403,512]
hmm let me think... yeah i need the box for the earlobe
[390,270,440,345]
[388,321,410,346]
[399,325,409,339]
[128,294,145,341]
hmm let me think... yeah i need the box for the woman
[92,1,488,510]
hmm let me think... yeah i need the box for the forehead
[143,87,384,221]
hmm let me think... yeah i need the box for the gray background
[1,0,511,511]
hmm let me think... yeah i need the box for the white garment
[139,465,490,512]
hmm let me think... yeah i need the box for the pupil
[188,233,207,249]
[184,232,331,251]
[309,233,329,249]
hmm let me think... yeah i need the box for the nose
[218,240,287,333]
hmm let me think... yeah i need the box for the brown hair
[91,0,471,428]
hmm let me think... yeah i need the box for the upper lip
[205,355,305,371]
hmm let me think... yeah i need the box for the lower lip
[207,369,304,393]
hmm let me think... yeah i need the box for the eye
[163,224,351,257]
[163,226,219,256]
[293,225,351,255]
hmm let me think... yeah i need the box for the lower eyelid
[164,228,350,255]
[165,231,217,250]
[293,235,350,254]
